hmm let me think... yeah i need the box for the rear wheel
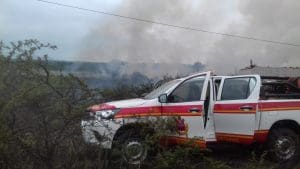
[267,128,299,161]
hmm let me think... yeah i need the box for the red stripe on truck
[260,101,300,112]
[115,105,203,118]
[214,103,257,114]
[216,130,269,144]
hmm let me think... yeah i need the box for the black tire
[267,128,300,162]
[109,129,148,167]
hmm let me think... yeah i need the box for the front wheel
[110,129,148,166]
[121,137,147,164]
[267,128,299,161]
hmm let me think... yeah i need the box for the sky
[1,0,300,74]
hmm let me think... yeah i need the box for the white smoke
[78,0,300,75]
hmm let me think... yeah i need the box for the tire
[110,129,148,166]
[267,128,300,161]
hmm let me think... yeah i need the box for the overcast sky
[1,0,300,74]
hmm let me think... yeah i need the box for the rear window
[221,77,256,100]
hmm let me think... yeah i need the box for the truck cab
[82,71,300,164]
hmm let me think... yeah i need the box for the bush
[0,40,103,169]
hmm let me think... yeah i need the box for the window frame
[212,77,222,101]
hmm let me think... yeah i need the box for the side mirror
[158,94,167,103]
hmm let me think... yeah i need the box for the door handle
[189,108,201,113]
[240,105,254,111]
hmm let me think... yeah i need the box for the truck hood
[88,98,147,112]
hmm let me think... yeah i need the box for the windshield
[144,79,181,99]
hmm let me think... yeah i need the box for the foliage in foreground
[0,40,104,169]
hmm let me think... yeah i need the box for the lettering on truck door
[213,75,261,144]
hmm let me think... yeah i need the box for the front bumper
[81,119,122,149]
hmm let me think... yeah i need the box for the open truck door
[159,72,211,147]
[213,75,261,144]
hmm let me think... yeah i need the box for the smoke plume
[78,0,300,75]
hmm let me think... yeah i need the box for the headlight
[95,109,120,119]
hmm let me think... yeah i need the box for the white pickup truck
[82,71,300,163]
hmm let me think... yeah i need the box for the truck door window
[221,77,256,100]
[168,77,204,103]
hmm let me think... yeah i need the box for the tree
[0,40,104,169]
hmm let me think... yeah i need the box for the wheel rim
[122,140,147,164]
[274,136,296,160]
